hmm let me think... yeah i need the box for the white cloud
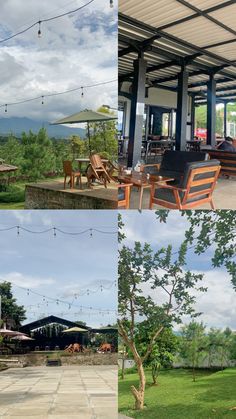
[0,0,117,121]
[0,272,56,288]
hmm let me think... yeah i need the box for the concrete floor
[0,366,117,419]
[129,176,236,210]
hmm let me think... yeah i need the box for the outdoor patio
[0,365,117,418]
[25,177,117,210]
[118,0,236,210]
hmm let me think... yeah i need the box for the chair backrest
[161,150,208,174]
[90,154,104,169]
[63,160,73,175]
[180,159,220,204]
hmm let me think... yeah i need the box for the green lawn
[119,368,236,419]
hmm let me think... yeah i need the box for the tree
[135,324,178,385]
[156,210,236,288]
[207,328,232,370]
[21,128,56,181]
[0,282,26,328]
[118,224,206,410]
[179,321,207,381]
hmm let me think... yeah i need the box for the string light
[0,79,117,111]
[41,96,44,105]
[110,0,114,8]
[0,225,117,236]
[38,21,42,38]
[81,87,84,98]
[0,0,96,44]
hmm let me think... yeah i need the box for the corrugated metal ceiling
[119,0,236,101]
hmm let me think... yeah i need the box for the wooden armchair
[87,154,112,188]
[149,160,221,210]
[63,161,82,189]
[118,183,132,209]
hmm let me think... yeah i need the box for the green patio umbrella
[52,109,117,154]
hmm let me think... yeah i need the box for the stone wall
[25,185,117,209]
[24,352,117,366]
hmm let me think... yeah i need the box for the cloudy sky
[0,0,117,123]
[0,210,117,328]
[120,211,236,331]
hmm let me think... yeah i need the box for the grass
[119,368,236,418]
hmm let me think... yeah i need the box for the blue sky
[120,211,236,331]
[0,210,117,328]
[0,0,117,122]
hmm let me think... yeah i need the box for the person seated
[217,136,236,152]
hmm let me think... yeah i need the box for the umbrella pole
[87,122,91,155]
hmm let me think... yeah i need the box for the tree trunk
[131,361,146,410]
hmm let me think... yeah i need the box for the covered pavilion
[118,0,236,167]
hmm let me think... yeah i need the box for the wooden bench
[46,359,61,367]
[206,150,236,176]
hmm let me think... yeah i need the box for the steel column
[128,57,147,167]
[191,97,195,140]
[175,68,189,150]
[224,102,227,138]
[207,75,216,146]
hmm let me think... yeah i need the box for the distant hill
[0,117,85,139]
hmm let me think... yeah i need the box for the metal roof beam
[119,14,236,71]
[157,0,236,32]
[175,0,236,38]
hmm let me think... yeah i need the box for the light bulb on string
[41,96,44,105]
[81,87,84,98]
[87,289,90,296]
[53,227,56,237]
[5,104,7,113]
[100,285,103,292]
[17,226,20,236]
[38,21,42,38]
[110,0,114,8]
[90,229,93,238]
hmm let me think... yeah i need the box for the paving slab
[0,366,117,419]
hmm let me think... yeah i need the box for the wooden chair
[87,154,112,188]
[118,183,132,209]
[149,160,221,210]
[63,161,82,189]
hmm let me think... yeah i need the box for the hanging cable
[0,79,117,110]
[0,0,96,44]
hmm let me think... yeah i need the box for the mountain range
[0,117,85,138]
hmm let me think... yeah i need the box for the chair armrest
[118,183,133,188]
[153,182,187,192]
[140,163,161,172]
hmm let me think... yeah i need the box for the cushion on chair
[160,150,208,175]
[118,188,125,201]
[154,188,177,204]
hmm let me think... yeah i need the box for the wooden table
[75,158,108,173]
[118,171,174,210]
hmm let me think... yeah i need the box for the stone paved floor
[0,366,117,419]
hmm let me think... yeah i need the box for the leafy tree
[0,282,26,329]
[89,107,117,160]
[118,221,206,410]
[134,324,178,385]
[206,328,233,370]
[179,321,207,381]
[21,128,56,181]
[156,210,236,288]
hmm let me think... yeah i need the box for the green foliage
[0,184,25,203]
[0,282,26,328]
[195,103,236,136]
[179,322,208,381]
[155,210,236,289]
[21,129,56,181]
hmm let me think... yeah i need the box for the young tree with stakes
[118,219,207,410]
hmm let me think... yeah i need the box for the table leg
[139,186,144,211]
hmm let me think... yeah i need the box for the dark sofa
[142,150,208,180]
